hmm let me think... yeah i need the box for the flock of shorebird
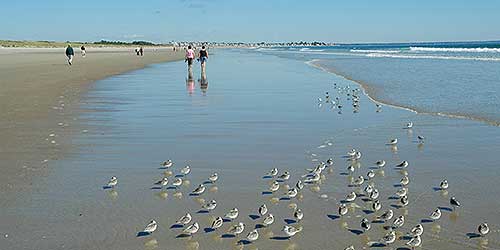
[102,85,492,249]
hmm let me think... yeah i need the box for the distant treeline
[93,40,157,46]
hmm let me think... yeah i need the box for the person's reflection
[186,67,195,95]
[198,68,208,94]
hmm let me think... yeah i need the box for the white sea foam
[365,53,500,61]
[410,47,500,53]
[350,49,400,53]
[299,48,325,52]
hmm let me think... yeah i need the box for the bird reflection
[107,189,118,200]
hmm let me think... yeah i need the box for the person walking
[65,44,74,65]
[80,45,86,57]
[139,47,144,56]
[185,45,195,71]
[198,46,209,72]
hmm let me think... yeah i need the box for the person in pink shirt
[185,45,195,70]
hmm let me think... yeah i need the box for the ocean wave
[365,53,500,61]
[350,49,400,53]
[255,48,277,51]
[299,48,325,52]
[410,47,500,53]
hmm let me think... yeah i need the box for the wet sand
[0,47,185,193]
[1,49,499,250]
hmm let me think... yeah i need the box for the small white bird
[347,149,357,157]
[389,138,398,145]
[392,215,405,229]
[283,225,302,237]
[406,235,422,249]
[246,229,259,242]
[397,160,409,168]
[161,160,173,168]
[339,204,348,216]
[287,188,299,198]
[406,122,413,129]
[361,218,371,231]
[228,222,245,235]
[211,216,223,230]
[381,230,396,245]
[172,178,183,188]
[400,195,409,207]
[183,222,199,235]
[181,166,191,175]
[353,175,364,186]
[191,184,206,195]
[372,200,382,212]
[262,213,274,226]
[326,158,334,166]
[294,208,304,221]
[378,209,394,222]
[478,223,490,236]
[430,208,442,221]
[345,192,357,202]
[450,196,461,209]
[279,171,290,180]
[176,213,192,225]
[202,200,217,211]
[208,173,218,183]
[364,184,374,194]
[154,177,169,187]
[107,176,118,188]
[259,204,268,216]
[400,176,410,186]
[347,165,355,173]
[410,224,424,236]
[367,170,375,179]
[376,160,386,168]
[295,180,304,190]
[225,208,239,220]
[395,187,408,197]
[268,168,278,177]
[270,181,280,192]
[306,173,321,183]
[440,179,449,190]
[369,189,380,200]
[417,135,425,143]
[143,220,158,234]
[344,246,355,250]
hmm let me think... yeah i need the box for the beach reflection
[186,67,195,95]
[199,69,208,94]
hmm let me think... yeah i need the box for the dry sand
[0,47,185,193]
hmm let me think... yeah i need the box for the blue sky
[1,0,499,43]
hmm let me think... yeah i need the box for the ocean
[254,41,500,126]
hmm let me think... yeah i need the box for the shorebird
[347,149,357,157]
[208,173,218,183]
[392,215,405,229]
[295,180,304,190]
[183,222,199,235]
[326,158,334,166]
[246,229,259,242]
[450,197,461,210]
[306,173,321,183]
[381,230,396,245]
[202,200,217,211]
[225,208,239,220]
[417,135,425,143]
[339,204,348,216]
[478,223,490,236]
[262,213,274,226]
[367,170,375,179]
[176,213,192,225]
[347,165,355,173]
[287,188,299,198]
[361,218,371,232]
[372,200,382,212]
[227,222,245,235]
[353,151,362,160]
[268,168,278,177]
[353,176,364,186]
[172,178,183,188]
[161,160,173,168]
[270,181,280,192]
[406,122,413,129]
[400,176,410,186]
[283,225,302,237]
[378,209,394,222]
[211,216,223,230]
[279,171,291,181]
[388,138,398,145]
[345,246,355,250]
[406,235,422,249]
[191,184,206,195]
[294,208,304,221]
[430,208,442,221]
[154,177,169,187]
[400,195,409,207]
[143,220,158,234]
[376,160,386,168]
[397,160,409,168]
[107,176,118,188]
[440,179,449,190]
[181,166,191,175]
[369,189,380,200]
[395,187,408,197]
[410,224,424,236]
[345,192,357,202]
[259,204,268,216]
[364,184,374,194]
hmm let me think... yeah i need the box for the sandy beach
[0,47,185,194]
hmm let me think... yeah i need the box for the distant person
[135,47,140,56]
[198,46,209,71]
[65,44,74,65]
[139,47,144,56]
[185,45,195,70]
[80,45,86,57]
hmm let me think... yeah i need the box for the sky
[1,0,499,43]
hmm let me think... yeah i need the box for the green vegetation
[0,40,163,48]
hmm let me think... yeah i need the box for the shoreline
[306,59,500,127]
[0,47,185,194]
